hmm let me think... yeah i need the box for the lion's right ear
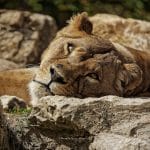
[68,12,93,34]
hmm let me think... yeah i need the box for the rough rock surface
[0,9,57,66]
[90,14,150,51]
[1,96,150,149]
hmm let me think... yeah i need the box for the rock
[0,9,57,66]
[0,95,26,110]
[1,96,150,149]
[89,133,150,150]
[90,14,150,51]
[0,59,19,71]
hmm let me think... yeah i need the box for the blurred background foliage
[0,0,149,28]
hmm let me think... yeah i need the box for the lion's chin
[49,82,65,95]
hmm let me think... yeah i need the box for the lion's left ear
[68,12,93,34]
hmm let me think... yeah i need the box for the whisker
[33,79,48,87]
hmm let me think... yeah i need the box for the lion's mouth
[33,77,67,96]
[32,79,54,95]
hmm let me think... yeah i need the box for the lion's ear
[68,12,93,34]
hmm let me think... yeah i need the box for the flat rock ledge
[0,95,150,150]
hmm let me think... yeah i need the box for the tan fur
[1,12,150,108]
[0,68,37,105]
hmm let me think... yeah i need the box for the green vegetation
[8,107,32,115]
[0,0,149,27]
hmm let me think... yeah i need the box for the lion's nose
[50,67,66,84]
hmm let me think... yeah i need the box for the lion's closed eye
[87,73,99,80]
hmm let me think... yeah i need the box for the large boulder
[0,9,57,66]
[90,14,150,51]
[1,96,150,149]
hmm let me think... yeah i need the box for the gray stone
[0,9,57,66]
[1,96,150,149]
[89,133,150,150]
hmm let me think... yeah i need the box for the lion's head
[30,12,143,105]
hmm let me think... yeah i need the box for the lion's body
[0,68,37,104]
[0,12,150,109]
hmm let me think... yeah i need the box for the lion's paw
[0,95,26,111]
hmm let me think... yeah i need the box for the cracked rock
[1,96,150,149]
[0,9,57,66]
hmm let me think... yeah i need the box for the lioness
[0,12,150,109]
